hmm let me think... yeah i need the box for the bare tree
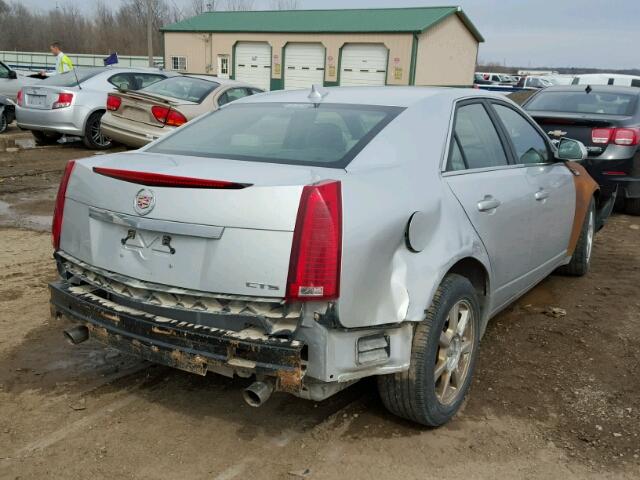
[189,0,219,15]
[269,0,299,9]
[223,0,255,11]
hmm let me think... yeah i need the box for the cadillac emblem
[134,188,155,215]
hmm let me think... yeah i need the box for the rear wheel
[557,198,595,276]
[32,130,62,146]
[83,111,112,150]
[377,274,480,427]
[625,198,640,216]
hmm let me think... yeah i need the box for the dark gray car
[523,85,640,215]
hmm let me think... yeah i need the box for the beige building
[161,6,483,91]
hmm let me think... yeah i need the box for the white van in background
[572,74,640,87]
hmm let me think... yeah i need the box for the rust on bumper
[49,281,305,393]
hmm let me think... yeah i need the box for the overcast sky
[14,0,640,69]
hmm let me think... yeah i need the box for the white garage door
[340,44,388,87]
[284,43,325,90]
[234,42,271,91]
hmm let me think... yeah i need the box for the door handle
[477,196,501,212]
[535,190,550,201]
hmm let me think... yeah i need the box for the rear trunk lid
[61,152,344,298]
[111,91,195,127]
[528,111,631,156]
[21,85,76,110]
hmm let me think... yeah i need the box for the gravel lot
[0,134,638,479]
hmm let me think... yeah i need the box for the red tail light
[16,89,23,106]
[52,160,76,250]
[591,128,613,144]
[613,128,640,146]
[286,181,342,302]
[92,167,250,189]
[52,92,73,109]
[151,106,187,127]
[592,127,639,146]
[106,94,122,111]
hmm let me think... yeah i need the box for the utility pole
[147,0,154,67]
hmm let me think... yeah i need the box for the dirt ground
[0,138,639,479]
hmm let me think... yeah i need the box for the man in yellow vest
[49,42,74,74]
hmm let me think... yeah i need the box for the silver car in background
[15,67,176,148]
[101,75,262,148]
[49,86,600,426]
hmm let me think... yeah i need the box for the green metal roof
[161,7,484,42]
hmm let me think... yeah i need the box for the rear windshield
[526,91,638,116]
[143,76,219,103]
[42,68,102,87]
[146,102,404,168]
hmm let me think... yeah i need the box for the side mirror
[556,137,588,162]
[8,70,17,80]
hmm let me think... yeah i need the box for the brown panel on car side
[566,161,599,256]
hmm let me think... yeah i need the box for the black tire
[625,198,640,216]
[83,111,112,150]
[377,274,481,427]
[31,130,62,146]
[0,110,7,134]
[557,198,595,276]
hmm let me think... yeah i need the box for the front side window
[143,76,219,103]
[493,104,549,164]
[450,103,508,170]
[147,102,403,168]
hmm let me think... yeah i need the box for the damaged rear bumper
[49,281,305,393]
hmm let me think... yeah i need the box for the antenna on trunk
[72,67,82,90]
[308,84,328,105]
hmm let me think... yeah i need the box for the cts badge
[134,188,155,215]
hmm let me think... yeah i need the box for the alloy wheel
[435,299,476,406]
[585,208,595,264]
[91,119,112,147]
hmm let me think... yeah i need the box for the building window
[219,56,229,75]
[171,56,187,71]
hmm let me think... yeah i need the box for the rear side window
[143,76,219,103]
[447,138,466,171]
[218,88,251,106]
[526,91,637,116]
[147,103,403,168]
[450,103,508,170]
[133,74,166,89]
[493,104,549,164]
[0,62,10,78]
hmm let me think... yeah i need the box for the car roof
[537,85,640,95]
[177,75,252,87]
[73,67,176,76]
[237,86,494,107]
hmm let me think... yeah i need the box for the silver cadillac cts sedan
[50,86,599,426]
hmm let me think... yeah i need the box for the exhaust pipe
[64,325,89,345]
[243,380,275,407]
